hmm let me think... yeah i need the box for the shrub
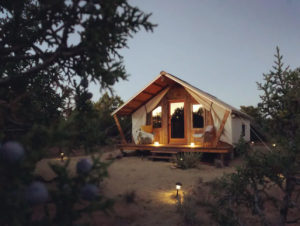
[124,189,136,204]
[173,152,202,169]
[176,193,198,225]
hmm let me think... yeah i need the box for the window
[152,106,162,128]
[192,104,204,128]
[242,124,245,136]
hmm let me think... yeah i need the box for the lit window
[193,104,204,128]
[152,106,162,128]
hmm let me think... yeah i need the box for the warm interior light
[176,185,181,190]
[61,153,64,156]
[155,142,159,146]
[191,143,195,147]
[251,141,254,144]
[273,144,276,147]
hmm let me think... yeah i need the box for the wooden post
[213,110,230,147]
[114,114,127,144]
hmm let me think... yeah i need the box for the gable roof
[111,71,252,119]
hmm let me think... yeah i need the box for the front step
[148,149,178,161]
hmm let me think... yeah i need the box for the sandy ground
[35,148,244,226]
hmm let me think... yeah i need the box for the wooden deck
[117,143,232,154]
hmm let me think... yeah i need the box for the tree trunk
[280,177,295,226]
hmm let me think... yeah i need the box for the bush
[176,193,198,225]
[173,152,202,169]
[123,189,136,204]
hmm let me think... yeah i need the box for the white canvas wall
[232,117,251,145]
[131,87,170,143]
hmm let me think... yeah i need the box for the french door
[168,101,186,144]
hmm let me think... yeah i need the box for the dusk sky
[90,0,300,109]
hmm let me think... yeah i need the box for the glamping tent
[112,71,252,160]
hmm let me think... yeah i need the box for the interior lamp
[175,182,182,197]
[273,144,276,147]
[191,143,195,147]
[155,142,159,146]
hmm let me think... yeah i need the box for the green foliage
[176,193,198,225]
[93,92,130,138]
[209,47,300,225]
[173,152,202,170]
[0,0,156,225]
[240,105,263,126]
[234,134,250,156]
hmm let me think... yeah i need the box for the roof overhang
[112,71,253,120]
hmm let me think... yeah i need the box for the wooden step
[150,150,178,154]
[148,156,173,160]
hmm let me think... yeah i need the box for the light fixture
[232,113,236,118]
[155,142,159,146]
[61,152,65,162]
[273,144,276,147]
[175,182,182,197]
[191,143,195,147]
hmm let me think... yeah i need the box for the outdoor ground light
[175,182,182,197]
[191,143,195,147]
[155,142,159,146]
[61,152,65,162]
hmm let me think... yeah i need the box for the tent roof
[111,71,252,119]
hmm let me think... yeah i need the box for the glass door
[169,101,186,144]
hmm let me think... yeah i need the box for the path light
[175,182,182,197]
[191,143,195,147]
[61,153,65,162]
[155,142,159,146]
[273,144,276,147]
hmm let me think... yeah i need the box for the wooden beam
[213,110,230,147]
[122,107,136,110]
[142,91,155,96]
[131,99,144,103]
[114,115,127,144]
[153,82,164,88]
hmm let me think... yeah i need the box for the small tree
[210,48,300,226]
[0,0,156,225]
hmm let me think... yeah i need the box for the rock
[115,154,122,159]
[76,158,92,174]
[105,154,114,160]
[198,177,203,184]
[214,159,224,168]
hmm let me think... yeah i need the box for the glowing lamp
[251,141,254,144]
[273,144,276,147]
[175,182,182,197]
[61,152,65,162]
[155,142,159,146]
[191,143,195,147]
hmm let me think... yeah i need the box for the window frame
[242,124,246,137]
[192,103,205,129]
[152,105,162,129]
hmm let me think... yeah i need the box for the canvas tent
[112,71,252,146]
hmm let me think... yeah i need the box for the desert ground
[34,146,300,226]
